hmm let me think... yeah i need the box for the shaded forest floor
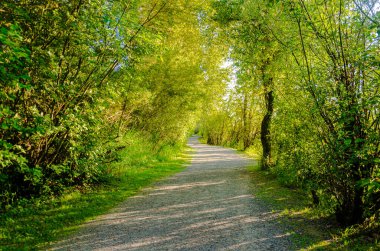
[247,164,380,250]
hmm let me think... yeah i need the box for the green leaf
[1,123,9,130]
[344,139,352,146]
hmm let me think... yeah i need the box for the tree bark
[261,88,274,170]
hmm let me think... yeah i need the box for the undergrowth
[0,132,189,250]
[247,164,380,250]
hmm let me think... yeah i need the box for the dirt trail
[52,136,292,250]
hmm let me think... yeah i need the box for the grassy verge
[0,133,190,250]
[247,164,380,250]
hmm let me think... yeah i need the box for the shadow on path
[51,136,293,250]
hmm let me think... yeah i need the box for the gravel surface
[51,136,293,250]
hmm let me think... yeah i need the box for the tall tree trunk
[242,94,249,150]
[261,86,274,170]
[336,96,367,225]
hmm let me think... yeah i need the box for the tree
[204,0,380,226]
[0,0,223,206]
[284,0,380,225]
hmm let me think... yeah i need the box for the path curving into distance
[52,136,293,250]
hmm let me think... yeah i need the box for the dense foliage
[1,0,379,232]
[200,0,380,226]
[0,0,225,208]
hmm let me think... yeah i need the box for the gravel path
[52,136,293,250]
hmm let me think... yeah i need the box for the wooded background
[1,0,379,228]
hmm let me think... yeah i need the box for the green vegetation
[199,0,380,229]
[0,132,188,250]
[1,0,379,249]
[0,0,224,210]
[247,164,380,250]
